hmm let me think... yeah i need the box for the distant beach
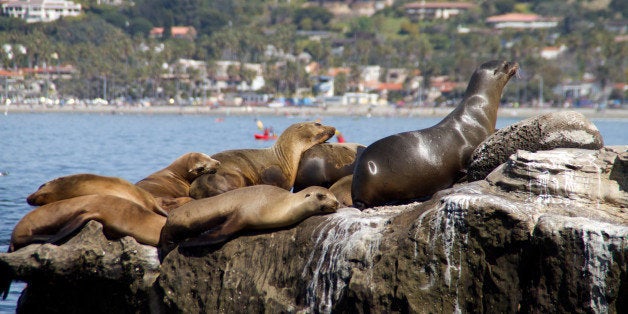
[4,104,628,119]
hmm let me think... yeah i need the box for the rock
[0,221,161,313]
[2,147,626,313]
[467,111,604,181]
[157,146,627,313]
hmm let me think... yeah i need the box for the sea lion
[293,142,365,192]
[136,152,220,211]
[329,175,353,208]
[136,152,220,198]
[159,185,339,257]
[27,173,168,216]
[10,194,167,252]
[352,60,519,209]
[189,121,336,199]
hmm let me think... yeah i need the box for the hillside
[0,0,625,105]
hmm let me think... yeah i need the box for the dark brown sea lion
[351,60,519,209]
[10,194,167,252]
[189,122,336,199]
[293,142,365,192]
[27,173,168,216]
[159,185,339,258]
[136,152,220,211]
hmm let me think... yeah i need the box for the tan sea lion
[27,173,168,216]
[352,60,519,209]
[159,185,339,258]
[136,152,220,198]
[136,152,220,211]
[10,194,167,252]
[293,142,365,192]
[329,175,353,208]
[189,121,336,199]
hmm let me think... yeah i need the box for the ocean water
[0,112,626,312]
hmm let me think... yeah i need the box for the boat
[254,128,277,140]
[254,133,277,140]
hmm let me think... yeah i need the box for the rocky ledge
[1,146,626,313]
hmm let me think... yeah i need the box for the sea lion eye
[317,193,326,200]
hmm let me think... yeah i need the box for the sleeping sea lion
[27,173,168,216]
[159,185,339,258]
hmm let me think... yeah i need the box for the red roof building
[149,26,197,40]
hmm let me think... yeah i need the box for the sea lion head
[465,60,519,98]
[186,153,221,178]
[298,186,340,213]
[26,178,59,206]
[279,122,336,147]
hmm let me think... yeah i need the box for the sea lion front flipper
[180,215,243,247]
[1,252,11,300]
[46,214,93,245]
[261,165,289,189]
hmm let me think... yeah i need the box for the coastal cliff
[1,146,626,313]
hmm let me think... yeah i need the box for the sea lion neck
[271,138,307,186]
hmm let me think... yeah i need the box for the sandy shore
[4,104,628,119]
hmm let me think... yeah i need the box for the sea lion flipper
[180,232,230,247]
[0,255,11,300]
[261,165,287,187]
[154,205,169,217]
[47,214,92,245]
[181,216,243,247]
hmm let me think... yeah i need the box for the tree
[609,0,628,18]
[128,17,153,37]
[293,7,332,30]
[334,72,348,95]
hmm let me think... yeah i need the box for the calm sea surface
[1,112,626,312]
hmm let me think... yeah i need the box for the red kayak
[254,133,277,140]
[254,128,277,140]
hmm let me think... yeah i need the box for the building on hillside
[486,13,561,29]
[553,79,603,107]
[402,2,475,21]
[305,0,393,17]
[149,27,197,40]
[94,0,126,5]
[211,60,265,92]
[540,45,567,60]
[313,76,334,97]
[1,0,82,23]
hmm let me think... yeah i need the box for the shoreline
[4,104,628,119]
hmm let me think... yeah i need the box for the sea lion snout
[494,61,519,78]
[314,126,337,143]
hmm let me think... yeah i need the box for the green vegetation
[0,0,625,104]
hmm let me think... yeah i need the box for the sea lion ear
[305,193,311,198]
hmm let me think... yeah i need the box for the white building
[486,13,561,30]
[403,2,475,21]
[1,0,82,23]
